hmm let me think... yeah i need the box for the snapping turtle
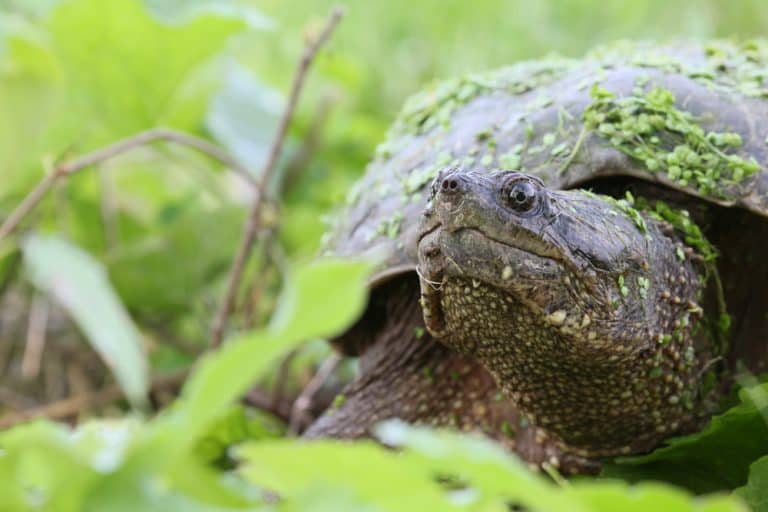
[306,40,768,472]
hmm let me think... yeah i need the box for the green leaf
[80,258,371,510]
[376,421,574,511]
[22,234,149,407]
[735,455,768,512]
[0,419,150,511]
[177,258,372,436]
[46,0,248,147]
[602,384,768,493]
[238,441,455,511]
[565,482,743,512]
[108,200,245,315]
[267,258,373,339]
[238,422,746,512]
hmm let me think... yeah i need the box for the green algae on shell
[375,57,578,158]
[583,84,760,197]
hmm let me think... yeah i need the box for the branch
[0,128,256,241]
[289,354,341,434]
[0,370,188,429]
[209,6,345,347]
[21,294,49,379]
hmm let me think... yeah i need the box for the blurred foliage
[0,257,754,511]
[22,235,148,407]
[1,0,768,510]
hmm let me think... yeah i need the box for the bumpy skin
[311,41,768,468]
[306,277,596,473]
[418,170,717,457]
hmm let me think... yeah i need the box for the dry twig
[21,294,49,379]
[209,7,345,347]
[0,128,256,241]
[0,370,188,429]
[289,354,341,434]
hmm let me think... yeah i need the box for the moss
[501,421,516,438]
[331,394,346,409]
[588,39,768,98]
[583,84,759,197]
[402,164,441,194]
[377,211,404,239]
[588,190,648,234]
[639,199,718,261]
[376,57,576,155]
[617,275,630,297]
[637,276,650,298]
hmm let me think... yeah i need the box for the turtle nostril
[440,175,462,194]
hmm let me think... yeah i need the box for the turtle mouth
[416,224,568,338]
[416,223,448,337]
[417,221,442,244]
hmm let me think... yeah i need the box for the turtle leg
[304,275,598,475]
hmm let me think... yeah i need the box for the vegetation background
[0,0,767,510]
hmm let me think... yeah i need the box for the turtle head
[417,169,706,454]
[417,169,652,347]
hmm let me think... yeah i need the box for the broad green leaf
[267,258,373,339]
[239,422,746,512]
[735,455,768,512]
[0,419,142,512]
[22,234,148,407]
[375,421,570,511]
[108,200,245,315]
[206,61,284,171]
[46,0,248,147]
[0,17,61,198]
[238,441,456,511]
[381,423,745,511]
[565,482,743,512]
[82,452,259,512]
[178,258,372,435]
[602,384,768,493]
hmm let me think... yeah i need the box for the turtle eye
[505,180,538,212]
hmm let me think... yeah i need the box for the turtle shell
[323,40,768,353]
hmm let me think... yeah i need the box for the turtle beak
[417,211,447,338]
[419,280,446,338]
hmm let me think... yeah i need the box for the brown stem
[0,173,60,241]
[271,348,300,410]
[0,128,256,241]
[0,370,188,429]
[289,354,341,434]
[244,387,293,422]
[21,294,49,380]
[209,6,345,347]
